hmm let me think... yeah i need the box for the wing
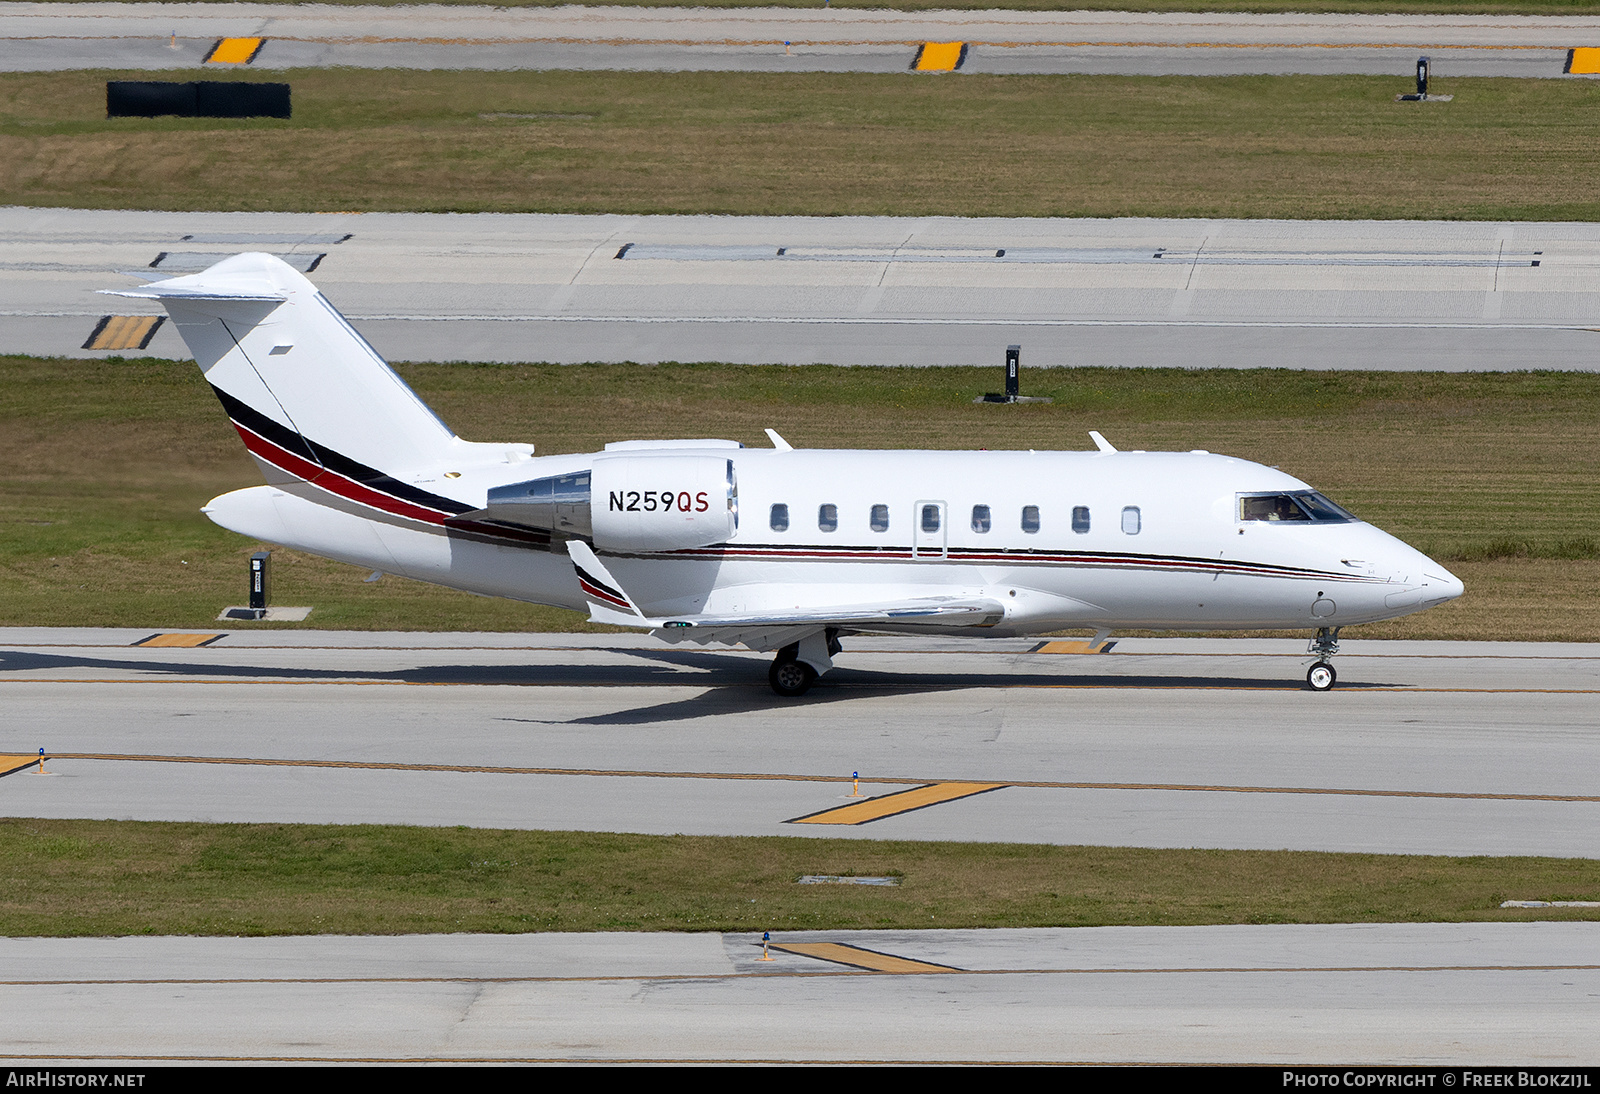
[565,541,1005,649]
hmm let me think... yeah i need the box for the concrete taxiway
[2,4,1596,76]
[3,924,1597,1063]
[4,629,1599,857]
[6,629,1597,1063]
[10,207,1600,369]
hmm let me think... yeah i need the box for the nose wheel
[1304,626,1341,691]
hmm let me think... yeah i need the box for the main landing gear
[768,630,842,697]
[769,656,816,697]
[1306,626,1341,692]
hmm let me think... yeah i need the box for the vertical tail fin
[104,253,458,489]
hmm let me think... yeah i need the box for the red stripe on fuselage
[665,544,1372,583]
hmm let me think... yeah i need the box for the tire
[1306,662,1337,692]
[769,658,816,697]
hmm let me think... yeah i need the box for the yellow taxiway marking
[205,37,264,64]
[131,633,225,648]
[912,41,966,71]
[0,754,43,778]
[789,781,1005,825]
[81,315,165,352]
[20,753,1600,806]
[768,943,961,973]
[1566,47,1600,73]
[1031,639,1116,654]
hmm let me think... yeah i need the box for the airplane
[109,253,1465,696]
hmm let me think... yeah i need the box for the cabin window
[1121,506,1141,534]
[921,504,941,533]
[769,503,789,532]
[818,504,838,533]
[1072,506,1090,534]
[870,504,890,532]
[1021,506,1040,534]
[971,505,991,533]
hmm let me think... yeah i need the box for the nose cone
[1383,551,1464,614]
[1427,563,1466,604]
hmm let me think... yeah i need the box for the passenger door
[913,500,948,559]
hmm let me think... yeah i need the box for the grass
[23,0,1600,13]
[7,70,1600,219]
[1,355,1597,638]
[1,818,1596,937]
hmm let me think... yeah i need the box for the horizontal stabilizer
[102,284,287,302]
[102,256,296,302]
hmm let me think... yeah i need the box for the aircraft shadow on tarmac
[0,647,1397,726]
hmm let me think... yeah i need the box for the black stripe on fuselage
[625,542,1375,583]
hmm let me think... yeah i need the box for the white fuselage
[205,443,1463,637]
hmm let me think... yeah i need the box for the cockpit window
[1239,492,1357,523]
[1295,492,1358,522]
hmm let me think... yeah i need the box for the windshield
[1238,491,1358,523]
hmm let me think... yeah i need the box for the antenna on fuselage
[1089,431,1117,453]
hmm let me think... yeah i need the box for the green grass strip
[1,818,1596,937]
[19,0,1600,14]
[8,71,1600,219]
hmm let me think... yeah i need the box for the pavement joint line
[31,753,1600,804]
[6,963,1598,988]
[5,679,1598,695]
[333,316,1600,330]
[5,643,1598,661]
[7,677,1600,697]
[15,311,1600,332]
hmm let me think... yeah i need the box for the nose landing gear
[1306,626,1341,691]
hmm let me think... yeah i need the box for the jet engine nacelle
[590,454,738,552]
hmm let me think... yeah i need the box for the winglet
[1089,430,1117,453]
[565,540,649,624]
[765,428,794,451]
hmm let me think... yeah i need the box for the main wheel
[769,658,817,697]
[1306,662,1337,692]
